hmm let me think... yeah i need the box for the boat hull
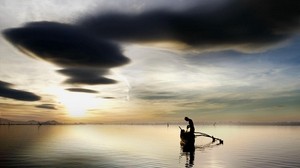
[180,129,195,146]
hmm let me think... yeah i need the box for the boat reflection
[180,144,195,168]
[180,138,223,167]
[179,124,224,167]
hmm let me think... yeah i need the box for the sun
[61,92,101,117]
[49,87,101,117]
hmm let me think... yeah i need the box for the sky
[0,0,300,123]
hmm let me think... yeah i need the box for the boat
[180,128,195,152]
[179,126,224,149]
[180,128,195,146]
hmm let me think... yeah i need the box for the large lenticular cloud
[2,22,130,86]
[3,22,129,68]
[78,0,300,52]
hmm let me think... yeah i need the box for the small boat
[179,126,224,149]
[180,128,195,152]
[180,128,195,146]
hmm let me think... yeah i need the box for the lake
[1,125,300,168]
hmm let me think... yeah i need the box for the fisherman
[184,117,195,134]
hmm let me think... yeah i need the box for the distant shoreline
[1,123,300,126]
[1,117,300,126]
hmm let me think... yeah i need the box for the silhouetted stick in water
[38,122,42,128]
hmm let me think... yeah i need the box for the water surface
[1,125,299,168]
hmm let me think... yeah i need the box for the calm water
[1,125,300,168]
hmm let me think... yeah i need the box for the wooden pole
[194,131,224,144]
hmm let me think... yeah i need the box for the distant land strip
[1,118,300,126]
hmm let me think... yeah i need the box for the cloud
[0,80,41,101]
[2,21,130,86]
[57,68,117,85]
[78,0,300,52]
[136,91,179,100]
[102,97,115,99]
[66,88,98,93]
[177,89,300,112]
[35,104,56,110]
[3,21,130,68]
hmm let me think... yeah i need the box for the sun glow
[49,88,101,117]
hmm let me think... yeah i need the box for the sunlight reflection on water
[1,125,300,168]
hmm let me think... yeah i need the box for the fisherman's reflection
[180,145,195,168]
[180,141,223,168]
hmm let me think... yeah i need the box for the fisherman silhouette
[184,117,195,134]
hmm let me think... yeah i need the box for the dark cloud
[102,97,115,99]
[78,0,300,52]
[35,104,56,110]
[0,80,41,101]
[57,68,117,85]
[2,22,130,68]
[66,88,98,93]
[2,22,130,86]
[0,81,13,88]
